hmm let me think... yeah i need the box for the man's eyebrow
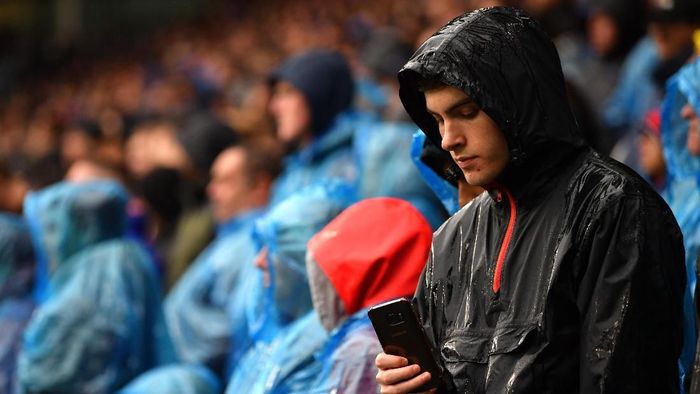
[426,97,475,116]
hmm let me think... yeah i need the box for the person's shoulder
[432,192,489,239]
[574,151,668,210]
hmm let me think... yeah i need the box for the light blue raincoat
[225,181,354,393]
[165,208,264,376]
[661,57,700,389]
[0,214,35,394]
[18,181,175,393]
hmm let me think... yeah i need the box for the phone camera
[387,312,404,326]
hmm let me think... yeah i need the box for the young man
[376,7,686,393]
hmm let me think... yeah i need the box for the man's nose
[441,120,464,151]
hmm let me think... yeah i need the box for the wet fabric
[19,181,175,393]
[117,364,220,394]
[399,7,686,393]
[662,57,700,389]
[305,197,433,393]
[0,214,35,394]
[164,208,263,376]
[225,181,353,393]
[355,121,448,229]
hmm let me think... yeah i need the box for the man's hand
[375,352,434,393]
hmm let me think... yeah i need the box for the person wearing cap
[305,197,433,393]
[375,7,685,393]
[267,49,369,206]
[267,48,449,229]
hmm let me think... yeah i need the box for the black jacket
[398,8,686,393]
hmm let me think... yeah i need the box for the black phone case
[368,298,443,391]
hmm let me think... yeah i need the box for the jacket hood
[23,181,128,301]
[252,180,355,323]
[306,197,432,330]
[662,57,700,180]
[0,213,35,299]
[398,7,585,191]
[270,49,355,135]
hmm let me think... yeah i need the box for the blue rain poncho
[0,214,35,394]
[225,181,354,394]
[355,122,448,229]
[19,181,175,393]
[165,208,264,376]
[661,57,700,387]
[117,364,220,394]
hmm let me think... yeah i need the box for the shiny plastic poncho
[355,121,448,229]
[164,208,264,377]
[662,56,700,388]
[398,7,686,393]
[117,364,220,394]
[225,181,353,394]
[305,197,433,393]
[0,214,35,394]
[19,181,175,393]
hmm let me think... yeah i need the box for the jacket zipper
[493,186,516,294]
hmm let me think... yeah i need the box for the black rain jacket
[398,7,686,393]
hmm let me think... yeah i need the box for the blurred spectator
[164,141,281,378]
[267,49,368,205]
[0,160,28,214]
[18,181,175,393]
[636,108,667,190]
[660,56,700,390]
[305,197,432,393]
[225,181,353,394]
[0,214,35,394]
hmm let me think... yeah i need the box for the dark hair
[235,137,284,185]
[416,77,449,93]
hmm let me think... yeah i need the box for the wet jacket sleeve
[576,195,685,393]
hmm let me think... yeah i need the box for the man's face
[268,81,312,145]
[425,85,510,187]
[682,103,700,156]
[207,147,251,222]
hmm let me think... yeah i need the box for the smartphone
[368,297,443,391]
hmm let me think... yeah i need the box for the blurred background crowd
[2,0,700,393]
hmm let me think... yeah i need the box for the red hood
[307,197,432,316]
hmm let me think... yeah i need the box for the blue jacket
[19,181,175,393]
[0,214,35,394]
[355,122,448,229]
[661,57,700,387]
[226,182,353,393]
[165,208,264,376]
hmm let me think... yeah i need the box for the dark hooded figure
[375,7,686,393]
